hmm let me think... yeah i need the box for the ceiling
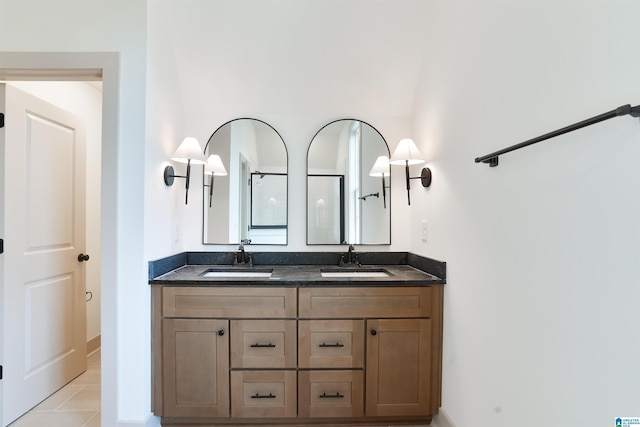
[153,0,431,120]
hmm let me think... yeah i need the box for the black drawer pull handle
[370,330,377,336]
[319,343,344,348]
[250,343,276,348]
[319,392,344,399]
[218,330,225,336]
[251,393,276,399]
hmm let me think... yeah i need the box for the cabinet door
[365,318,431,416]
[163,319,230,417]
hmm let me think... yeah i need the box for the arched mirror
[203,118,288,245]
[307,119,390,245]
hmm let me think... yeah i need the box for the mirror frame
[202,117,289,245]
[306,118,391,246]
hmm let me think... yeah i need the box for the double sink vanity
[149,251,446,426]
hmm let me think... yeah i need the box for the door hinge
[0,113,4,128]
[0,365,3,380]
[0,238,3,254]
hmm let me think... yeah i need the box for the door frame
[0,52,119,427]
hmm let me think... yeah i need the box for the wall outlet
[420,220,428,242]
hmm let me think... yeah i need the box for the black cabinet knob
[218,329,225,336]
[370,330,377,336]
[78,253,90,262]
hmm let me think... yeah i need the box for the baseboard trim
[433,409,457,427]
[117,414,160,427]
[87,335,101,356]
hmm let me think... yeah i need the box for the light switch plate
[421,220,427,242]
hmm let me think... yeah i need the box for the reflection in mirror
[307,119,390,245]
[203,119,288,245]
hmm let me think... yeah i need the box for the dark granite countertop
[148,252,446,287]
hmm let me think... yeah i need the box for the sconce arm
[163,159,194,204]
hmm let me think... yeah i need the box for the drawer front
[298,287,432,318]
[298,370,364,418]
[230,370,296,418]
[231,319,297,368]
[162,287,296,318]
[298,320,364,368]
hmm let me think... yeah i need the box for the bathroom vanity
[149,252,445,426]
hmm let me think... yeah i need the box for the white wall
[5,81,103,346]
[411,2,640,426]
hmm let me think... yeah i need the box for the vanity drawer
[162,287,296,318]
[298,370,364,418]
[231,319,296,368]
[298,287,432,318]
[230,370,297,418]
[298,320,364,368]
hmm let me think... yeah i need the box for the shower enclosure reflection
[307,119,390,245]
[203,118,288,245]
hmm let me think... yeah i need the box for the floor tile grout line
[12,350,101,426]
[82,411,101,427]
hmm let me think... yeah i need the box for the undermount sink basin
[320,268,390,278]
[200,268,273,278]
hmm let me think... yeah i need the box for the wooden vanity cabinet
[152,286,296,419]
[152,284,443,425]
[298,286,443,419]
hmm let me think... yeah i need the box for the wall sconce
[369,155,391,208]
[389,138,431,205]
[163,137,207,204]
[203,154,228,207]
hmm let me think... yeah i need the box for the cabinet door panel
[163,319,229,417]
[163,287,296,318]
[366,318,431,416]
[299,287,432,318]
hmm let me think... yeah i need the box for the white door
[0,83,87,426]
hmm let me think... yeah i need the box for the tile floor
[6,350,432,427]
[9,350,101,427]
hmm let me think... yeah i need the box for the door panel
[25,112,76,249]
[366,318,431,416]
[1,83,87,426]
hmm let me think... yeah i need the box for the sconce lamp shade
[164,137,207,204]
[369,155,391,177]
[389,138,430,206]
[389,138,425,166]
[171,137,207,165]
[204,154,228,176]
